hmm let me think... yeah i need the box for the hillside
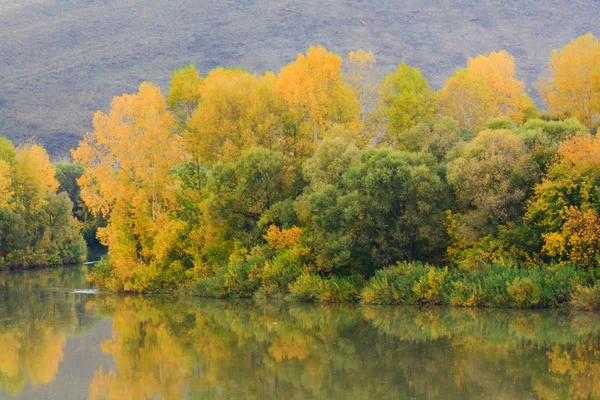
[1,0,599,157]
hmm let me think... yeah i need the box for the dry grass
[1,0,598,157]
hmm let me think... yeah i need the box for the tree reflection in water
[87,297,600,400]
[2,266,600,399]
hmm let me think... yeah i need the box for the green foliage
[288,272,324,301]
[361,262,453,305]
[54,162,104,246]
[380,62,437,144]
[318,275,362,303]
[362,262,588,308]
[257,247,308,298]
[307,148,448,275]
[0,139,86,269]
[447,129,538,246]
[484,116,514,130]
[395,116,462,162]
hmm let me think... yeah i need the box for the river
[0,264,599,399]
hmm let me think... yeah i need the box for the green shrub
[289,272,324,301]
[318,276,362,303]
[363,262,587,308]
[193,274,227,298]
[361,262,449,305]
[412,267,452,305]
[450,280,483,307]
[257,248,307,298]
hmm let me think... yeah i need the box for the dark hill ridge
[1,0,598,157]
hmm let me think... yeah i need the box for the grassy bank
[176,261,600,310]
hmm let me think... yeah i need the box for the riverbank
[177,261,600,310]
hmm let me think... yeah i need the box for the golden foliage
[276,46,360,147]
[467,50,533,124]
[437,69,495,130]
[265,225,303,250]
[538,33,600,128]
[72,82,182,289]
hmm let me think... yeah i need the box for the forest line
[3,33,600,308]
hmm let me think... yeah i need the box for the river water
[0,264,599,399]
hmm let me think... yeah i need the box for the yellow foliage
[265,225,304,250]
[167,64,204,127]
[0,160,12,208]
[538,33,600,128]
[11,145,58,215]
[506,277,539,307]
[437,69,495,130]
[276,46,360,150]
[185,70,292,163]
[542,232,566,258]
[72,82,182,288]
[544,207,600,266]
[467,50,533,124]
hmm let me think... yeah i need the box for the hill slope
[1,0,599,156]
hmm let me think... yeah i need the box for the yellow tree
[437,69,496,130]
[72,82,182,291]
[467,50,535,124]
[184,69,293,164]
[11,145,59,222]
[167,64,204,129]
[0,161,11,209]
[538,33,600,129]
[276,46,360,154]
[345,49,379,143]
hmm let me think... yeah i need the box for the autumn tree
[379,62,437,145]
[0,138,85,268]
[167,64,204,129]
[276,46,360,151]
[344,49,379,143]
[72,82,183,291]
[184,69,294,164]
[437,69,495,131]
[538,33,600,129]
[447,129,537,245]
[526,133,600,265]
[467,50,535,124]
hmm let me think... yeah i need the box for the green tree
[380,63,437,145]
[307,147,448,274]
[447,130,537,245]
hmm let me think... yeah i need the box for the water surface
[1,265,599,399]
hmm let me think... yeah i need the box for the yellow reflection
[86,298,600,400]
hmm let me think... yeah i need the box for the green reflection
[87,297,600,400]
[0,266,100,396]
